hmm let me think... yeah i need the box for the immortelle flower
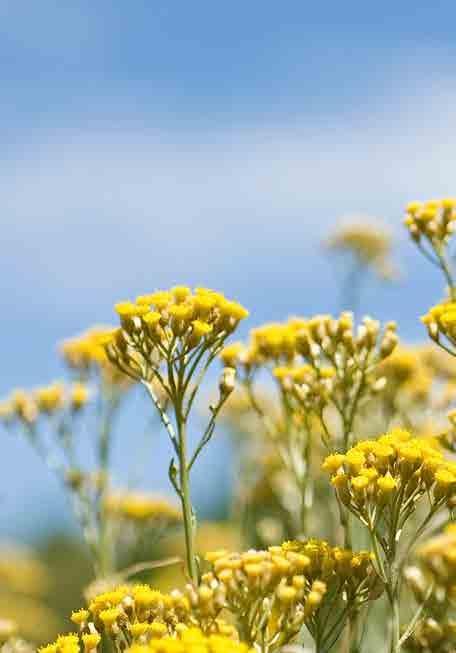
[60,326,133,390]
[404,198,456,298]
[45,584,240,653]
[223,312,397,449]
[404,199,456,248]
[187,540,380,652]
[104,490,182,527]
[41,626,250,653]
[422,301,456,356]
[0,382,90,432]
[103,286,248,583]
[220,313,397,539]
[323,429,455,541]
[324,428,456,652]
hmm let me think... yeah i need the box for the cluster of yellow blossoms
[104,491,182,527]
[323,429,456,540]
[103,287,248,384]
[422,302,456,354]
[404,199,456,246]
[41,627,250,653]
[0,382,90,427]
[60,327,132,389]
[38,538,378,653]
[195,540,379,651]
[223,313,397,448]
[224,312,397,387]
[40,584,238,653]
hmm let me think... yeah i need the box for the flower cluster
[104,491,182,527]
[223,313,397,445]
[323,429,456,548]
[38,585,240,653]
[0,382,90,428]
[192,540,379,651]
[41,626,250,653]
[60,326,132,389]
[104,287,248,385]
[422,301,456,355]
[326,220,396,279]
[100,287,248,584]
[404,199,456,246]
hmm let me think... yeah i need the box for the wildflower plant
[9,194,456,653]
[0,326,139,578]
[404,199,456,298]
[104,287,248,583]
[221,313,397,542]
[41,625,248,653]
[323,428,456,652]
[38,537,379,653]
[199,540,380,653]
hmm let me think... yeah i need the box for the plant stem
[176,416,198,584]
[436,247,456,300]
[387,586,400,653]
[96,392,120,577]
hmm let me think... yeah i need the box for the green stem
[387,586,400,653]
[177,414,198,584]
[436,247,456,300]
[96,392,120,577]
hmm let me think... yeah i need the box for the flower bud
[219,367,236,398]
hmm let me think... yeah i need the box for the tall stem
[436,247,456,300]
[96,392,119,577]
[177,416,198,584]
[386,584,400,653]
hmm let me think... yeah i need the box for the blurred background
[2,0,456,643]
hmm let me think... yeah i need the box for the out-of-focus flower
[104,491,181,527]
[326,219,397,280]
[60,326,133,389]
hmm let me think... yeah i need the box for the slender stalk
[96,391,120,577]
[435,247,456,300]
[387,586,400,653]
[176,415,198,584]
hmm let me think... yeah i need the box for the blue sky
[2,1,456,539]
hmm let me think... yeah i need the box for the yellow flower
[35,382,65,414]
[81,633,101,652]
[70,383,90,410]
[106,287,248,381]
[326,219,396,279]
[104,490,182,525]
